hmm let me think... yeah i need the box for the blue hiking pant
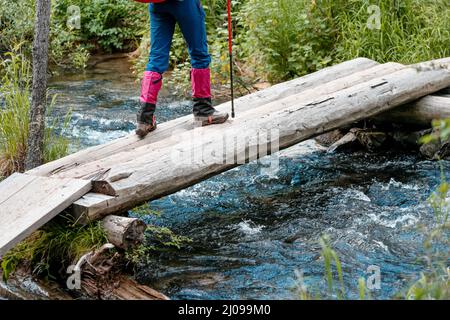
[146,0,211,73]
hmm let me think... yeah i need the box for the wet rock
[418,128,450,160]
[0,269,72,300]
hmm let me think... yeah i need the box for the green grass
[334,0,450,64]
[238,0,450,83]
[0,50,70,178]
[1,215,108,281]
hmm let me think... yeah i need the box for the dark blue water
[49,58,448,300]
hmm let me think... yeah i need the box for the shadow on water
[49,57,448,300]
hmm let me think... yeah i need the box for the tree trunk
[25,0,51,171]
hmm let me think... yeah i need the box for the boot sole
[194,114,229,127]
[135,123,157,138]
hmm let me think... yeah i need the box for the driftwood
[72,244,168,300]
[66,59,450,221]
[101,215,146,249]
[81,275,169,300]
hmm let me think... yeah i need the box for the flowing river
[46,57,448,300]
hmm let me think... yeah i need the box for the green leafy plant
[239,0,337,82]
[126,204,193,265]
[0,0,148,69]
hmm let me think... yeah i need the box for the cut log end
[101,215,146,250]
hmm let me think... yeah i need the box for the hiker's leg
[173,0,211,71]
[137,4,176,137]
[174,0,228,125]
[173,0,211,100]
[141,4,176,105]
[146,3,176,74]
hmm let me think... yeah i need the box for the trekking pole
[227,0,235,118]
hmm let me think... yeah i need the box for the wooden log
[72,244,169,300]
[67,61,406,222]
[101,215,146,250]
[27,58,379,177]
[57,62,406,181]
[327,131,358,153]
[374,94,450,127]
[71,59,450,220]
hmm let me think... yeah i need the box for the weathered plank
[27,58,379,177]
[72,59,450,220]
[0,173,91,257]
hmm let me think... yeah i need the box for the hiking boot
[193,97,229,126]
[136,102,157,138]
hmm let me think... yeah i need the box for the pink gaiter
[140,71,162,104]
[191,68,211,99]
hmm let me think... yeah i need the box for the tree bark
[25,0,51,171]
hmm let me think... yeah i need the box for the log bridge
[1,57,450,258]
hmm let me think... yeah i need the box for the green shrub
[0,0,35,57]
[335,0,450,64]
[239,0,337,82]
[52,0,147,53]
[239,0,450,83]
[0,0,148,69]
